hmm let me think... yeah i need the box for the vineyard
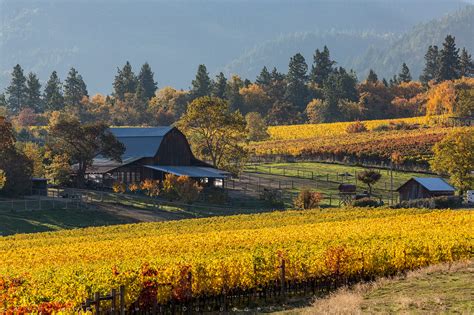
[1,208,472,313]
[251,126,470,167]
[266,116,432,140]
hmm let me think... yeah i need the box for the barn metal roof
[412,177,455,192]
[109,127,174,158]
[144,165,231,179]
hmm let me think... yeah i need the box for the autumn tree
[113,61,138,100]
[6,64,28,113]
[19,142,45,178]
[0,116,33,195]
[431,129,473,194]
[0,169,6,190]
[148,87,189,124]
[310,46,335,86]
[137,62,158,100]
[293,189,322,209]
[178,96,247,174]
[44,71,65,111]
[239,83,271,115]
[25,72,43,112]
[47,116,125,187]
[191,64,211,99]
[357,170,382,197]
[46,152,72,186]
[245,112,269,141]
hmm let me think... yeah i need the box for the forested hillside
[224,5,474,81]
[0,0,468,93]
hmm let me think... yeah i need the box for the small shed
[396,177,455,201]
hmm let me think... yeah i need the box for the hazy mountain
[0,0,469,93]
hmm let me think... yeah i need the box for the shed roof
[144,165,231,179]
[397,177,455,192]
[110,127,173,158]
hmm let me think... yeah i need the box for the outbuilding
[396,177,455,201]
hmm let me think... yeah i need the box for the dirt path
[93,202,194,222]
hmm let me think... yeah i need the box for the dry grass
[288,260,474,315]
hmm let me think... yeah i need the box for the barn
[85,127,230,188]
[396,177,455,201]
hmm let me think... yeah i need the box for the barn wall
[154,129,194,166]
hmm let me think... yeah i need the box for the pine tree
[191,64,211,99]
[6,64,28,113]
[420,45,440,84]
[389,75,399,87]
[438,35,461,81]
[256,66,271,86]
[398,63,412,83]
[270,67,285,81]
[459,48,474,78]
[64,68,88,108]
[366,69,378,83]
[138,62,157,100]
[0,93,7,108]
[310,46,336,86]
[212,72,227,99]
[25,73,42,112]
[44,71,65,111]
[284,53,308,109]
[382,78,389,87]
[113,61,138,100]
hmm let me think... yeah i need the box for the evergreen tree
[64,68,88,108]
[389,75,399,87]
[459,48,474,78]
[5,64,28,113]
[270,67,285,81]
[310,46,336,86]
[44,71,65,111]
[243,78,252,87]
[0,93,7,108]
[225,75,244,111]
[212,72,227,99]
[256,66,272,86]
[438,35,461,81]
[25,72,42,112]
[191,64,211,99]
[398,63,412,83]
[366,69,378,83]
[382,78,389,87]
[420,45,440,84]
[113,61,138,100]
[284,53,308,110]
[138,62,157,100]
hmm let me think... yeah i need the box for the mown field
[1,207,472,313]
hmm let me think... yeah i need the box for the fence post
[94,292,100,314]
[280,259,286,299]
[111,288,117,314]
[119,285,125,315]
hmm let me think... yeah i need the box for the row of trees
[2,35,472,129]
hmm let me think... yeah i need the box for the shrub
[140,179,160,197]
[163,174,202,203]
[128,183,140,193]
[293,190,322,209]
[260,188,284,207]
[346,121,367,133]
[394,196,462,209]
[352,197,382,207]
[112,182,126,193]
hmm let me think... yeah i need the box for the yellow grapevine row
[266,116,432,140]
[1,208,472,312]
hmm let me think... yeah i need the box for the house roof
[85,157,143,174]
[397,177,455,192]
[144,165,231,179]
[110,127,174,158]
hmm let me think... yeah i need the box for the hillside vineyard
[1,208,472,312]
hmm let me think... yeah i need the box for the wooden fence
[81,259,377,314]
